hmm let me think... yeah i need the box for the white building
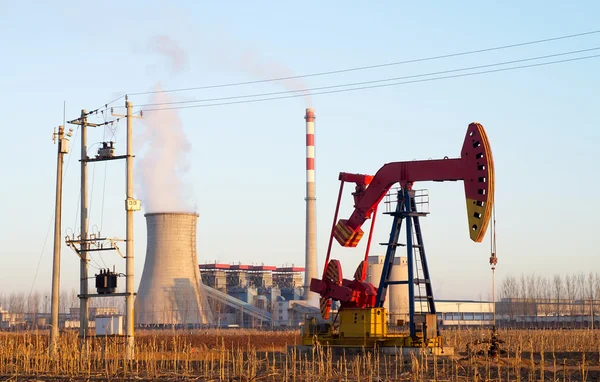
[435,300,494,327]
[0,306,25,329]
[272,300,320,327]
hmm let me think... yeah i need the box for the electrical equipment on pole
[65,99,142,360]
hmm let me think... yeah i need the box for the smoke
[237,49,312,107]
[198,35,312,106]
[135,36,194,213]
[147,35,188,74]
[134,34,310,212]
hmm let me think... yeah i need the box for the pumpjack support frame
[376,187,438,339]
[302,122,494,354]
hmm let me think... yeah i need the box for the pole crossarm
[65,235,125,258]
[68,119,101,127]
[111,111,142,120]
[82,155,129,163]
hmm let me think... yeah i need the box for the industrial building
[0,306,25,329]
[196,255,410,328]
[436,300,495,327]
[198,263,309,327]
[199,264,304,298]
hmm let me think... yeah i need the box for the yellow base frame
[301,307,444,348]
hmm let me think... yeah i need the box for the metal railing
[383,187,430,214]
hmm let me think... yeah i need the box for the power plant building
[199,264,304,303]
[197,263,314,327]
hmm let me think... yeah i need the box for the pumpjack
[301,122,495,353]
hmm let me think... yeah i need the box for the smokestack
[303,108,318,302]
[135,212,213,326]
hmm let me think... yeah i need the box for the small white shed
[95,315,123,336]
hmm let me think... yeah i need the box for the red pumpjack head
[333,122,494,247]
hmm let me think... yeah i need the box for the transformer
[95,269,118,294]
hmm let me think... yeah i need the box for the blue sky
[0,1,598,300]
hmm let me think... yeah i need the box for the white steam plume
[238,49,312,106]
[198,35,312,106]
[135,36,194,213]
[147,35,188,73]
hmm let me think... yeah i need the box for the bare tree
[499,275,518,320]
[536,274,546,316]
[59,291,69,314]
[90,295,120,309]
[595,273,600,318]
[30,292,41,321]
[518,273,528,318]
[565,274,576,325]
[526,273,537,318]
[576,272,587,318]
[68,289,79,311]
[588,272,598,325]
[553,274,563,319]
[538,276,550,317]
[8,292,26,314]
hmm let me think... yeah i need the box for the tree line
[498,272,600,318]
[0,289,124,315]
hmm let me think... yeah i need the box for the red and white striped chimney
[303,108,318,302]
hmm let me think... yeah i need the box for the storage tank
[135,212,213,326]
[367,255,409,324]
[366,255,388,310]
[388,256,409,325]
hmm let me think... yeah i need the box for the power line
[139,53,600,112]
[84,95,127,117]
[64,127,80,175]
[126,28,600,97]
[133,47,600,108]
[100,122,109,232]
[88,162,97,231]
[28,213,54,299]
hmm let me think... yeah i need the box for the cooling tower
[367,255,409,324]
[135,212,213,326]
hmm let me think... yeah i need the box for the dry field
[0,328,598,381]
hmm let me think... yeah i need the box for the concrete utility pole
[113,98,142,360]
[65,103,140,359]
[49,125,70,353]
[125,100,136,359]
[68,110,99,342]
[79,110,90,340]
